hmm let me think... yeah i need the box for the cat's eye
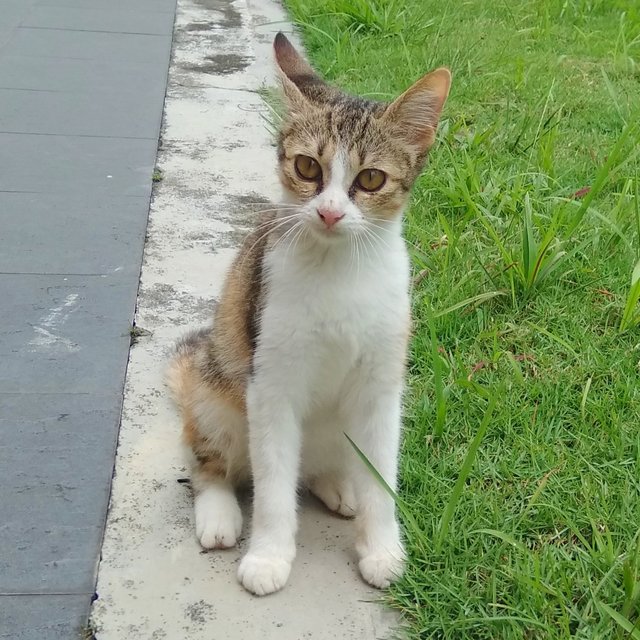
[355,168,386,192]
[294,155,322,181]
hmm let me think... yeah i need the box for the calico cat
[168,32,450,596]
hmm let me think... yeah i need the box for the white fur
[195,482,243,549]
[308,474,357,517]
[238,149,410,595]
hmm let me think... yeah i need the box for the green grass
[283,0,640,637]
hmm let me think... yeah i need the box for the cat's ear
[273,32,317,114]
[382,68,451,152]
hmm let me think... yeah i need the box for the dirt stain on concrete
[185,600,216,624]
[192,0,242,28]
[185,53,251,76]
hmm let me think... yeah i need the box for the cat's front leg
[238,383,301,596]
[346,385,405,589]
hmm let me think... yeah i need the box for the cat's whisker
[242,202,300,209]
[253,213,300,232]
[368,219,422,253]
[272,219,304,256]
[248,209,300,217]
[356,229,368,278]
[357,224,386,256]
[362,229,380,265]
[253,214,301,230]
[349,233,357,272]
[348,234,357,272]
[278,222,307,266]
[289,223,308,257]
[236,215,301,273]
[273,227,297,255]
[241,204,301,220]
[288,224,308,258]
[251,213,300,235]
[360,226,387,266]
[241,223,294,260]
[356,234,364,269]
[363,222,393,246]
[358,232,366,277]
[363,230,395,258]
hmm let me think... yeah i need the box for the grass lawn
[282,0,640,637]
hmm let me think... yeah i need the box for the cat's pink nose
[317,208,345,228]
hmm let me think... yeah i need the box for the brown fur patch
[206,219,272,381]
[182,410,228,478]
[197,450,228,479]
[167,214,279,484]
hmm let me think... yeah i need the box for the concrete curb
[91,0,398,637]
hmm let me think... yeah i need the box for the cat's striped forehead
[277,99,418,185]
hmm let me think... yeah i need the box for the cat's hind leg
[308,473,357,518]
[185,394,249,549]
[303,412,357,518]
[167,334,249,549]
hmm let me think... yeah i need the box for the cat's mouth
[308,220,350,242]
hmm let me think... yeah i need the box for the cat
[167,32,450,596]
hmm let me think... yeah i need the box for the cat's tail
[166,327,209,412]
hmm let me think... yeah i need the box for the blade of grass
[581,376,593,421]
[529,218,561,288]
[436,394,497,551]
[432,290,506,319]
[475,202,516,270]
[504,351,525,384]
[635,175,640,248]
[620,258,640,332]
[520,466,562,522]
[591,208,635,254]
[425,304,446,437]
[525,320,579,358]
[344,433,424,542]
[472,528,529,553]
[565,120,640,238]
[596,601,640,638]
[522,193,536,288]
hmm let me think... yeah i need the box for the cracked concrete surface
[90,0,399,638]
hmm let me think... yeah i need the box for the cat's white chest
[257,239,410,409]
[268,242,407,335]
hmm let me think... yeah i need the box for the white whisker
[359,226,386,265]
[272,219,304,256]
[288,224,307,259]
[242,202,300,209]
[348,234,356,271]
[368,218,420,253]
[236,214,301,272]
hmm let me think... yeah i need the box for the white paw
[194,487,242,549]
[358,548,405,589]
[237,553,292,596]
[309,476,357,517]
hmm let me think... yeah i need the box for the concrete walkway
[90,0,397,638]
[0,1,176,638]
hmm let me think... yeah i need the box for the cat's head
[273,32,450,242]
